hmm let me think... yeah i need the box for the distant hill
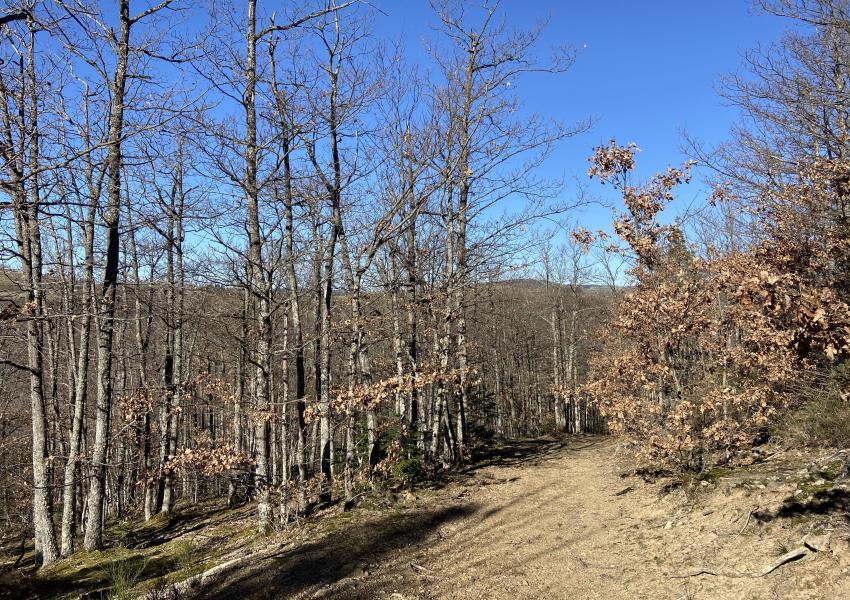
[483,278,614,292]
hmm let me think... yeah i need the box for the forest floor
[2,435,850,599]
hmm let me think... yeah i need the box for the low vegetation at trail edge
[1,0,850,598]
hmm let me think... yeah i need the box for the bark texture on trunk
[84,0,130,551]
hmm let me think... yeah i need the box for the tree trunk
[60,164,97,554]
[83,0,130,551]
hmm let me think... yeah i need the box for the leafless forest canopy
[1,0,850,596]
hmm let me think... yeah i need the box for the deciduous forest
[1,1,849,598]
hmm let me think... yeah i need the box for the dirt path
[200,437,850,600]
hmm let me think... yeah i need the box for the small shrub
[392,453,425,487]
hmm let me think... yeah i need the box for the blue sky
[64,0,794,274]
[372,0,791,233]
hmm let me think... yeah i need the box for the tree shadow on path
[467,434,605,471]
[197,503,479,600]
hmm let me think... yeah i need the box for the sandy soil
[198,437,850,600]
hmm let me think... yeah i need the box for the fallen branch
[136,540,295,599]
[410,562,434,575]
[756,546,809,576]
[169,555,245,596]
[737,507,755,535]
[671,568,718,578]
[753,447,790,463]
[671,546,810,579]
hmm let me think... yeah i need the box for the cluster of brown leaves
[322,367,473,420]
[118,389,156,424]
[18,300,37,317]
[186,372,236,404]
[587,140,638,180]
[168,431,255,477]
[582,143,850,470]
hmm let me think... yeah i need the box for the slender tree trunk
[229,285,249,507]
[269,42,308,517]
[243,0,273,532]
[391,277,405,418]
[17,152,59,565]
[451,33,479,454]
[280,312,290,485]
[315,60,344,505]
[4,19,62,565]
[60,172,96,554]
[283,148,308,516]
[162,143,186,515]
[83,0,130,551]
[551,293,565,431]
[405,194,420,449]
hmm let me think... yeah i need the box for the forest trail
[199,437,850,600]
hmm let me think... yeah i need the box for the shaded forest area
[2,0,850,597]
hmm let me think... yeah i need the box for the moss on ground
[697,466,733,482]
[817,459,845,481]
[0,500,259,600]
